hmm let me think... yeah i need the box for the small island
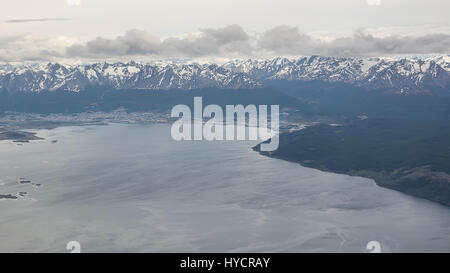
[0,130,43,142]
[0,194,18,200]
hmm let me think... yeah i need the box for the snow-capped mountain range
[0,62,262,92]
[0,56,449,94]
[224,55,450,94]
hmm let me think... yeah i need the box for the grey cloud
[68,25,450,59]
[200,24,249,44]
[66,25,252,58]
[0,34,64,62]
[258,27,450,57]
[4,18,72,23]
[67,29,162,57]
[257,26,315,54]
[320,30,450,57]
[2,25,450,62]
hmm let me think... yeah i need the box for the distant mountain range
[224,56,450,94]
[0,62,262,92]
[0,55,449,94]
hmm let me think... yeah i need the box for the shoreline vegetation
[254,119,450,207]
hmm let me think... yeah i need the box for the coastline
[253,121,450,208]
[2,113,449,208]
[258,153,450,207]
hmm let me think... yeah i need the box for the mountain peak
[0,56,448,94]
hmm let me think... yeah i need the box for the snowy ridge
[0,62,262,92]
[224,55,450,94]
[0,55,449,94]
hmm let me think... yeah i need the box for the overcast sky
[1,0,449,62]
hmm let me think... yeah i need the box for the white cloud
[66,0,81,6]
[366,0,381,6]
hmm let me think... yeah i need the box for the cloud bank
[257,26,450,57]
[66,25,252,59]
[1,25,449,62]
